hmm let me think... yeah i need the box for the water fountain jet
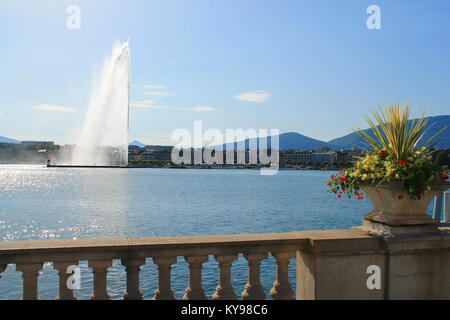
[49,41,130,167]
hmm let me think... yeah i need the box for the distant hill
[277,132,336,150]
[128,140,146,148]
[328,115,450,150]
[128,140,173,151]
[209,115,450,151]
[0,136,19,144]
[217,132,334,151]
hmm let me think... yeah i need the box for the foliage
[328,104,449,200]
[356,103,446,161]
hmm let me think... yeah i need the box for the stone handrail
[7,228,446,300]
[0,231,322,300]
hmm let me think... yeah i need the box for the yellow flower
[350,170,360,177]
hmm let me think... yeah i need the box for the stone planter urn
[359,182,450,235]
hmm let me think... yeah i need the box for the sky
[0,0,449,146]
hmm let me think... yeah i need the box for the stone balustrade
[0,231,309,300]
[2,227,450,300]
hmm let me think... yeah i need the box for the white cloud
[130,101,217,112]
[188,106,217,112]
[130,100,169,109]
[235,90,271,102]
[142,85,168,89]
[144,91,175,97]
[130,100,159,108]
[32,104,76,113]
[0,112,3,116]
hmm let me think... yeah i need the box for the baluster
[270,252,295,300]
[242,253,268,300]
[88,260,112,300]
[53,261,78,300]
[121,258,145,300]
[153,257,177,300]
[183,255,208,300]
[16,263,44,300]
[212,254,238,300]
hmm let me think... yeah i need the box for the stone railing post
[183,255,209,300]
[296,232,385,300]
[53,261,78,300]
[212,254,238,300]
[16,263,44,300]
[153,257,177,300]
[121,258,145,300]
[88,260,112,300]
[270,252,295,300]
[242,253,268,300]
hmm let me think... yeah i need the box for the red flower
[398,159,408,166]
[339,176,348,183]
[337,193,342,198]
[331,175,336,180]
[441,172,449,180]
[327,181,332,186]
[380,150,387,158]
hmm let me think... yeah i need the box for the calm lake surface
[0,165,374,299]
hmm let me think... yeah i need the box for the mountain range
[3,115,450,150]
[215,115,450,151]
[328,115,450,150]
[0,136,19,144]
[128,140,147,148]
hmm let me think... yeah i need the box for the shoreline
[0,163,341,171]
[0,163,338,171]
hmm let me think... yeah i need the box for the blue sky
[0,0,449,145]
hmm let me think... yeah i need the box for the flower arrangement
[327,104,449,200]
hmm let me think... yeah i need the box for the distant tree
[317,146,331,152]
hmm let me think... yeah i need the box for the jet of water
[70,41,130,166]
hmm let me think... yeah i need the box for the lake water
[0,165,374,299]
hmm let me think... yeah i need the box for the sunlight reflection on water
[0,165,374,299]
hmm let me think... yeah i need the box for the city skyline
[0,0,449,146]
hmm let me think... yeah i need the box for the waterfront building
[311,152,333,164]
[282,151,312,164]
